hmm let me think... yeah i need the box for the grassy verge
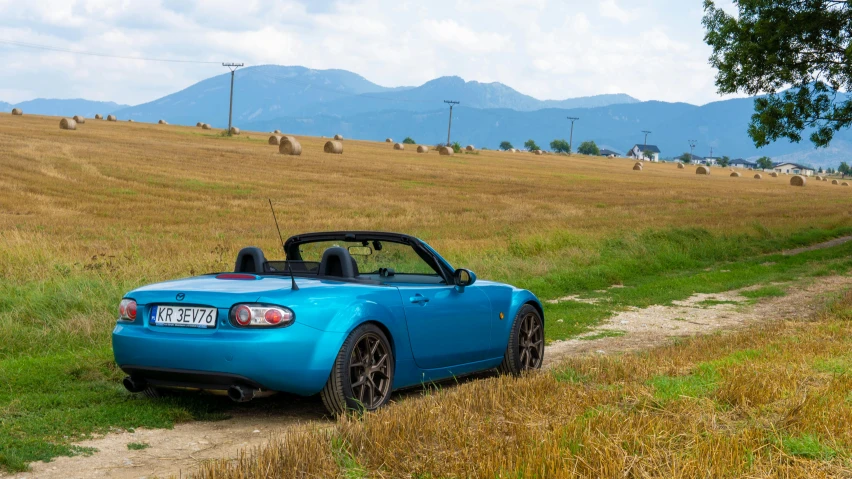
[2,226,852,472]
[193,288,852,478]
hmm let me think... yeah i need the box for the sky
[0,0,740,107]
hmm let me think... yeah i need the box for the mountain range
[2,65,845,168]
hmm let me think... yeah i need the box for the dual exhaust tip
[122,376,257,403]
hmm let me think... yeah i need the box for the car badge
[176,293,185,301]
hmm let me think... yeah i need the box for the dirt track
[4,273,851,479]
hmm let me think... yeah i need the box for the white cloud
[0,0,739,106]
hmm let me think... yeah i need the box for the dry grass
[193,291,852,479]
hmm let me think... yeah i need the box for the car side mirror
[453,269,476,291]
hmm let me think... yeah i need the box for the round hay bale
[466,145,475,151]
[229,127,240,135]
[730,171,741,177]
[333,134,343,141]
[127,119,134,123]
[279,137,302,156]
[535,150,544,155]
[107,115,117,121]
[273,129,281,134]
[197,122,203,127]
[439,146,454,156]
[59,118,76,130]
[633,164,643,171]
[677,163,685,169]
[417,145,428,153]
[385,138,393,143]
[202,123,212,130]
[815,175,822,181]
[844,182,850,186]
[770,172,778,177]
[790,175,806,187]
[823,177,828,182]
[158,119,168,125]
[268,135,283,145]
[11,108,22,116]
[634,162,644,169]
[754,174,763,179]
[94,114,103,120]
[394,143,404,150]
[324,140,343,154]
[832,179,839,185]
[696,166,710,175]
[73,115,86,124]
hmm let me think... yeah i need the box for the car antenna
[268,199,299,291]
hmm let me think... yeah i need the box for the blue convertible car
[113,231,544,415]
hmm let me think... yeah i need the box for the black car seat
[234,247,267,273]
[318,247,359,279]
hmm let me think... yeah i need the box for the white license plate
[150,305,217,328]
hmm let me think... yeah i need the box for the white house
[730,158,757,169]
[773,162,815,176]
[627,144,660,162]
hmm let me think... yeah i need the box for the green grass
[649,364,721,402]
[740,285,788,299]
[578,330,626,341]
[127,442,150,450]
[778,434,838,460]
[696,299,740,307]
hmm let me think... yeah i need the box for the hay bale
[197,122,203,127]
[844,182,850,187]
[832,179,839,185]
[59,118,76,130]
[815,175,822,181]
[535,150,544,155]
[417,145,428,153]
[394,143,404,150]
[73,115,86,124]
[439,146,453,156]
[202,124,212,130]
[823,178,828,182]
[730,171,741,177]
[677,163,685,169]
[128,119,134,123]
[229,127,240,135]
[279,137,302,156]
[158,119,168,125]
[324,140,343,154]
[634,162,644,169]
[754,174,763,179]
[790,175,806,187]
[107,115,117,121]
[334,134,343,141]
[770,172,778,177]
[11,108,22,115]
[696,166,710,175]
[466,145,475,151]
[633,163,643,171]
[268,135,283,145]
[94,114,103,120]
[386,138,393,143]
[273,129,281,134]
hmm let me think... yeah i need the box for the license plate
[150,305,217,329]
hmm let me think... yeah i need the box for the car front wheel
[321,323,394,415]
[498,305,544,375]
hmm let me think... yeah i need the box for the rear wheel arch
[359,319,396,358]
[525,300,545,328]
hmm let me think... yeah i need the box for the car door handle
[409,295,430,304]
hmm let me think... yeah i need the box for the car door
[396,283,493,370]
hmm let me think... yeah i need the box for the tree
[402,137,416,144]
[550,139,571,153]
[679,152,694,163]
[818,166,824,173]
[703,1,852,149]
[499,141,514,151]
[839,162,850,178]
[524,139,540,152]
[717,156,731,167]
[756,156,773,170]
[577,140,600,156]
[642,150,656,161]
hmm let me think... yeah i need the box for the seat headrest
[318,247,358,278]
[235,247,267,273]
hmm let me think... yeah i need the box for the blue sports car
[113,231,544,415]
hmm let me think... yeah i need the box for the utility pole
[689,140,697,163]
[567,117,579,154]
[641,130,652,161]
[709,146,714,159]
[223,63,244,135]
[444,100,460,147]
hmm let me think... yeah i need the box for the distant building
[702,157,719,166]
[730,158,757,169]
[599,149,621,157]
[627,144,661,162]
[773,162,815,176]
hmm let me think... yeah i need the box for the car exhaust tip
[122,376,147,393]
[227,385,256,403]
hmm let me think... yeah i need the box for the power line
[0,39,223,64]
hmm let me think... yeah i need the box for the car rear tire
[498,304,544,375]
[320,323,395,416]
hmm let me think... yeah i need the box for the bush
[577,141,600,156]
[402,137,416,145]
[550,139,571,154]
[524,139,540,152]
[499,141,514,151]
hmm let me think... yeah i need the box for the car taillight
[230,304,293,327]
[119,299,137,321]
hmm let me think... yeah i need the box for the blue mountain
[6,99,128,118]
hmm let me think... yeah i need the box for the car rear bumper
[112,321,345,396]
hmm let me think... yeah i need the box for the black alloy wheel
[321,323,394,415]
[499,305,545,375]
